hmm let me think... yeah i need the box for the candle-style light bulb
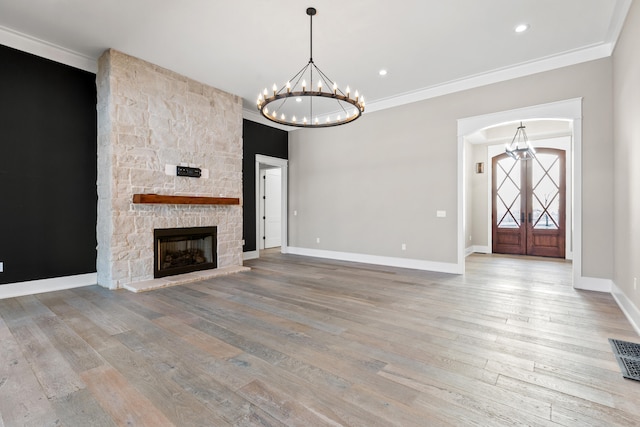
[281,113,285,120]
[286,81,291,93]
[302,80,307,91]
[326,116,331,123]
[272,84,277,95]
[355,90,359,101]
[272,110,276,118]
[264,107,269,114]
[318,81,322,91]
[292,116,297,123]
[315,117,319,124]
[346,86,350,96]
[333,82,337,94]
[303,117,308,124]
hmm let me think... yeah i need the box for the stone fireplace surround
[96,49,245,290]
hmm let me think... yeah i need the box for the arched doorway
[457,98,590,289]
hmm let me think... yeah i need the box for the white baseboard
[573,275,612,292]
[465,246,474,257]
[611,282,640,336]
[0,273,97,300]
[286,247,462,274]
[243,250,258,261]
[467,245,491,255]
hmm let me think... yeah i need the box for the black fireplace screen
[154,226,217,278]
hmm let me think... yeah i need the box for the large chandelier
[505,122,536,160]
[257,7,365,128]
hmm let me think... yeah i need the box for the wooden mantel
[132,194,240,205]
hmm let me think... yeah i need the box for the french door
[492,148,566,258]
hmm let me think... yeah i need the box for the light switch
[436,210,447,218]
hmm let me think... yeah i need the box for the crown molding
[0,25,97,73]
[606,0,633,52]
[367,43,612,115]
[242,108,296,131]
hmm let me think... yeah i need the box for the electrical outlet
[0,262,3,273]
[401,243,406,251]
[316,237,320,244]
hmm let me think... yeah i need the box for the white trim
[243,250,258,261]
[0,273,96,300]
[0,25,97,73]
[606,0,633,52]
[611,281,640,336]
[368,45,610,115]
[287,247,461,275]
[572,276,612,293]
[243,109,296,132]
[470,245,491,254]
[458,98,585,286]
[465,246,474,257]
[457,119,466,273]
[459,98,583,136]
[255,155,288,259]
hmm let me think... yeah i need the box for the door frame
[457,97,594,290]
[260,167,282,249]
[255,154,288,258]
[491,147,567,258]
[488,140,572,259]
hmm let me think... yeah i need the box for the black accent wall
[0,44,97,285]
[242,120,288,252]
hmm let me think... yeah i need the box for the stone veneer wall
[96,49,243,289]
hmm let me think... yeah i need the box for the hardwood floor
[1,253,639,426]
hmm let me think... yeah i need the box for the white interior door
[263,168,282,248]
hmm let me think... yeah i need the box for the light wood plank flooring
[1,253,639,426]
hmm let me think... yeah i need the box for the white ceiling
[0,0,631,128]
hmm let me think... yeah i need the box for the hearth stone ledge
[123,265,249,293]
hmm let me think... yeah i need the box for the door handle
[521,212,525,223]
[528,212,532,223]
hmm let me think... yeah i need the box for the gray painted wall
[613,1,640,311]
[470,144,489,248]
[288,57,613,279]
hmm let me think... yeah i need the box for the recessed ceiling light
[379,69,388,76]
[514,23,529,33]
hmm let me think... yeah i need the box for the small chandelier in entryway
[505,122,536,160]
[256,7,365,128]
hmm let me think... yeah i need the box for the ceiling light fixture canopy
[505,122,536,160]
[256,7,364,128]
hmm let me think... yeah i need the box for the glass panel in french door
[495,156,521,229]
[531,153,561,230]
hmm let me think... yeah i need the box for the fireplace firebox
[154,226,217,278]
